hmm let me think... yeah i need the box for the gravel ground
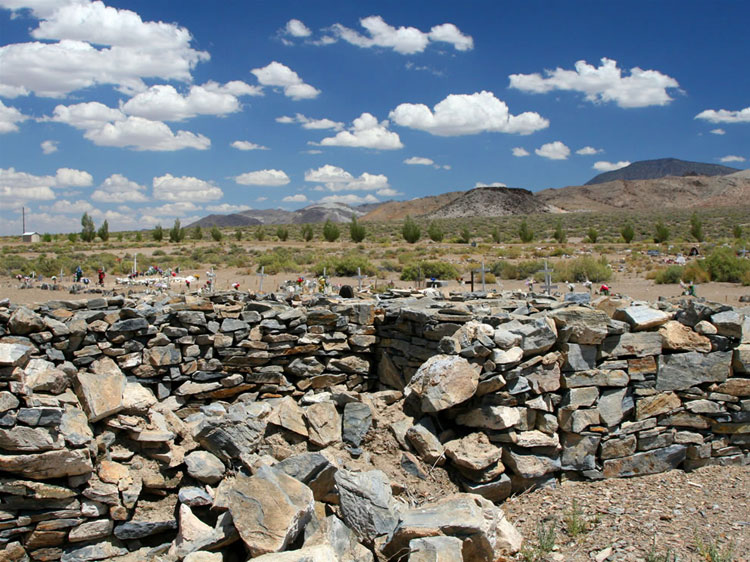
[502,465,750,562]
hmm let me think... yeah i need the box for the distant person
[688,281,696,297]
[98,269,105,286]
[599,284,610,296]
[75,265,83,283]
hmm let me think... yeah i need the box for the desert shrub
[621,222,635,243]
[400,260,460,281]
[97,220,110,242]
[653,265,684,284]
[312,253,375,276]
[301,224,314,241]
[349,216,366,242]
[152,225,164,242]
[554,256,612,283]
[704,247,750,282]
[427,221,444,242]
[654,220,670,243]
[41,233,52,243]
[491,226,502,243]
[210,226,222,242]
[255,248,297,274]
[683,261,711,283]
[518,219,534,243]
[134,231,142,242]
[552,220,567,243]
[459,226,472,244]
[80,212,96,242]
[68,232,78,243]
[191,226,203,240]
[169,219,184,243]
[254,226,264,241]
[402,215,421,244]
[733,224,743,239]
[586,227,598,243]
[323,220,340,242]
[690,212,704,242]
[235,229,242,241]
[492,259,543,280]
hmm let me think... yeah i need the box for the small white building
[22,232,40,243]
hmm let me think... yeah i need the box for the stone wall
[0,290,748,561]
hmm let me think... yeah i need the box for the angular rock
[713,377,750,397]
[561,432,601,471]
[73,358,125,422]
[636,392,681,420]
[409,536,464,562]
[251,545,338,561]
[335,469,398,542]
[561,343,597,372]
[549,307,609,344]
[9,306,45,335]
[711,310,744,338]
[563,369,629,388]
[229,466,314,557]
[597,387,631,427]
[733,345,750,374]
[503,317,558,356]
[602,445,687,478]
[185,451,225,485]
[268,396,308,437]
[615,305,669,331]
[502,448,560,479]
[114,519,177,540]
[0,342,33,367]
[456,405,521,430]
[601,332,662,358]
[0,448,92,479]
[406,419,445,465]
[656,351,731,391]
[406,355,479,413]
[342,401,372,447]
[561,387,599,410]
[305,401,342,447]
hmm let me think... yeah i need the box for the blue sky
[0,0,748,235]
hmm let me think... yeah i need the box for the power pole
[22,207,25,234]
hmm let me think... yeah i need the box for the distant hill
[429,187,550,219]
[187,201,379,229]
[361,191,464,222]
[537,170,750,212]
[586,158,739,185]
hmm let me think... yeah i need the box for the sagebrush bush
[653,265,684,284]
[312,253,375,276]
[704,247,750,283]
[400,260,460,281]
[553,256,612,283]
[492,260,544,280]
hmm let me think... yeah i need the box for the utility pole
[22,207,25,234]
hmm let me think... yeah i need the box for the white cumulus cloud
[719,155,746,163]
[0,100,28,133]
[276,113,343,130]
[121,81,261,122]
[475,182,507,188]
[404,156,434,166]
[710,129,726,135]
[152,173,222,202]
[235,169,291,186]
[593,160,631,171]
[304,164,389,192]
[319,194,379,205]
[695,107,750,124]
[535,141,570,160]
[251,61,320,100]
[206,203,251,213]
[91,173,148,202]
[284,19,311,38]
[512,147,530,157]
[509,57,680,108]
[0,167,56,206]
[576,146,602,155]
[41,140,58,154]
[317,112,403,149]
[231,140,269,151]
[282,194,308,203]
[42,199,94,214]
[329,15,472,54]
[390,91,549,136]
[0,0,209,98]
[55,167,92,187]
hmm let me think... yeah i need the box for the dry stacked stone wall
[0,290,748,561]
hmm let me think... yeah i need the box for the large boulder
[228,466,314,557]
[406,355,479,413]
[73,358,125,422]
[548,307,609,344]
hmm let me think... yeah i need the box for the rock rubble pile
[0,289,748,561]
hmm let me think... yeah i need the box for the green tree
[490,225,501,244]
[323,219,340,242]
[620,222,635,243]
[68,232,78,243]
[552,220,567,243]
[427,221,444,242]
[210,226,223,241]
[690,212,704,242]
[97,219,110,241]
[152,224,164,242]
[135,231,142,243]
[654,220,670,243]
[459,226,472,244]
[235,228,242,241]
[349,216,366,242]
[518,219,534,243]
[402,215,421,244]
[587,227,598,243]
[169,219,184,243]
[116,232,123,242]
[42,233,52,243]
[80,212,96,242]
[276,226,289,241]
[191,225,203,240]
[733,224,743,239]
[255,226,266,241]
[301,224,314,242]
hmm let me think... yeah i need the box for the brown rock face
[659,321,711,353]
[74,358,126,422]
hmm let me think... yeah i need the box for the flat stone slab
[602,444,687,478]
[656,351,731,391]
[406,355,479,413]
[615,306,670,331]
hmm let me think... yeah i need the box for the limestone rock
[268,396,308,437]
[408,536,464,562]
[229,466,314,557]
[444,432,503,472]
[406,355,479,413]
[659,321,711,353]
[636,392,681,420]
[601,332,662,358]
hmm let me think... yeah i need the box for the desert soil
[503,465,750,561]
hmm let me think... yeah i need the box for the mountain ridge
[585,157,739,185]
